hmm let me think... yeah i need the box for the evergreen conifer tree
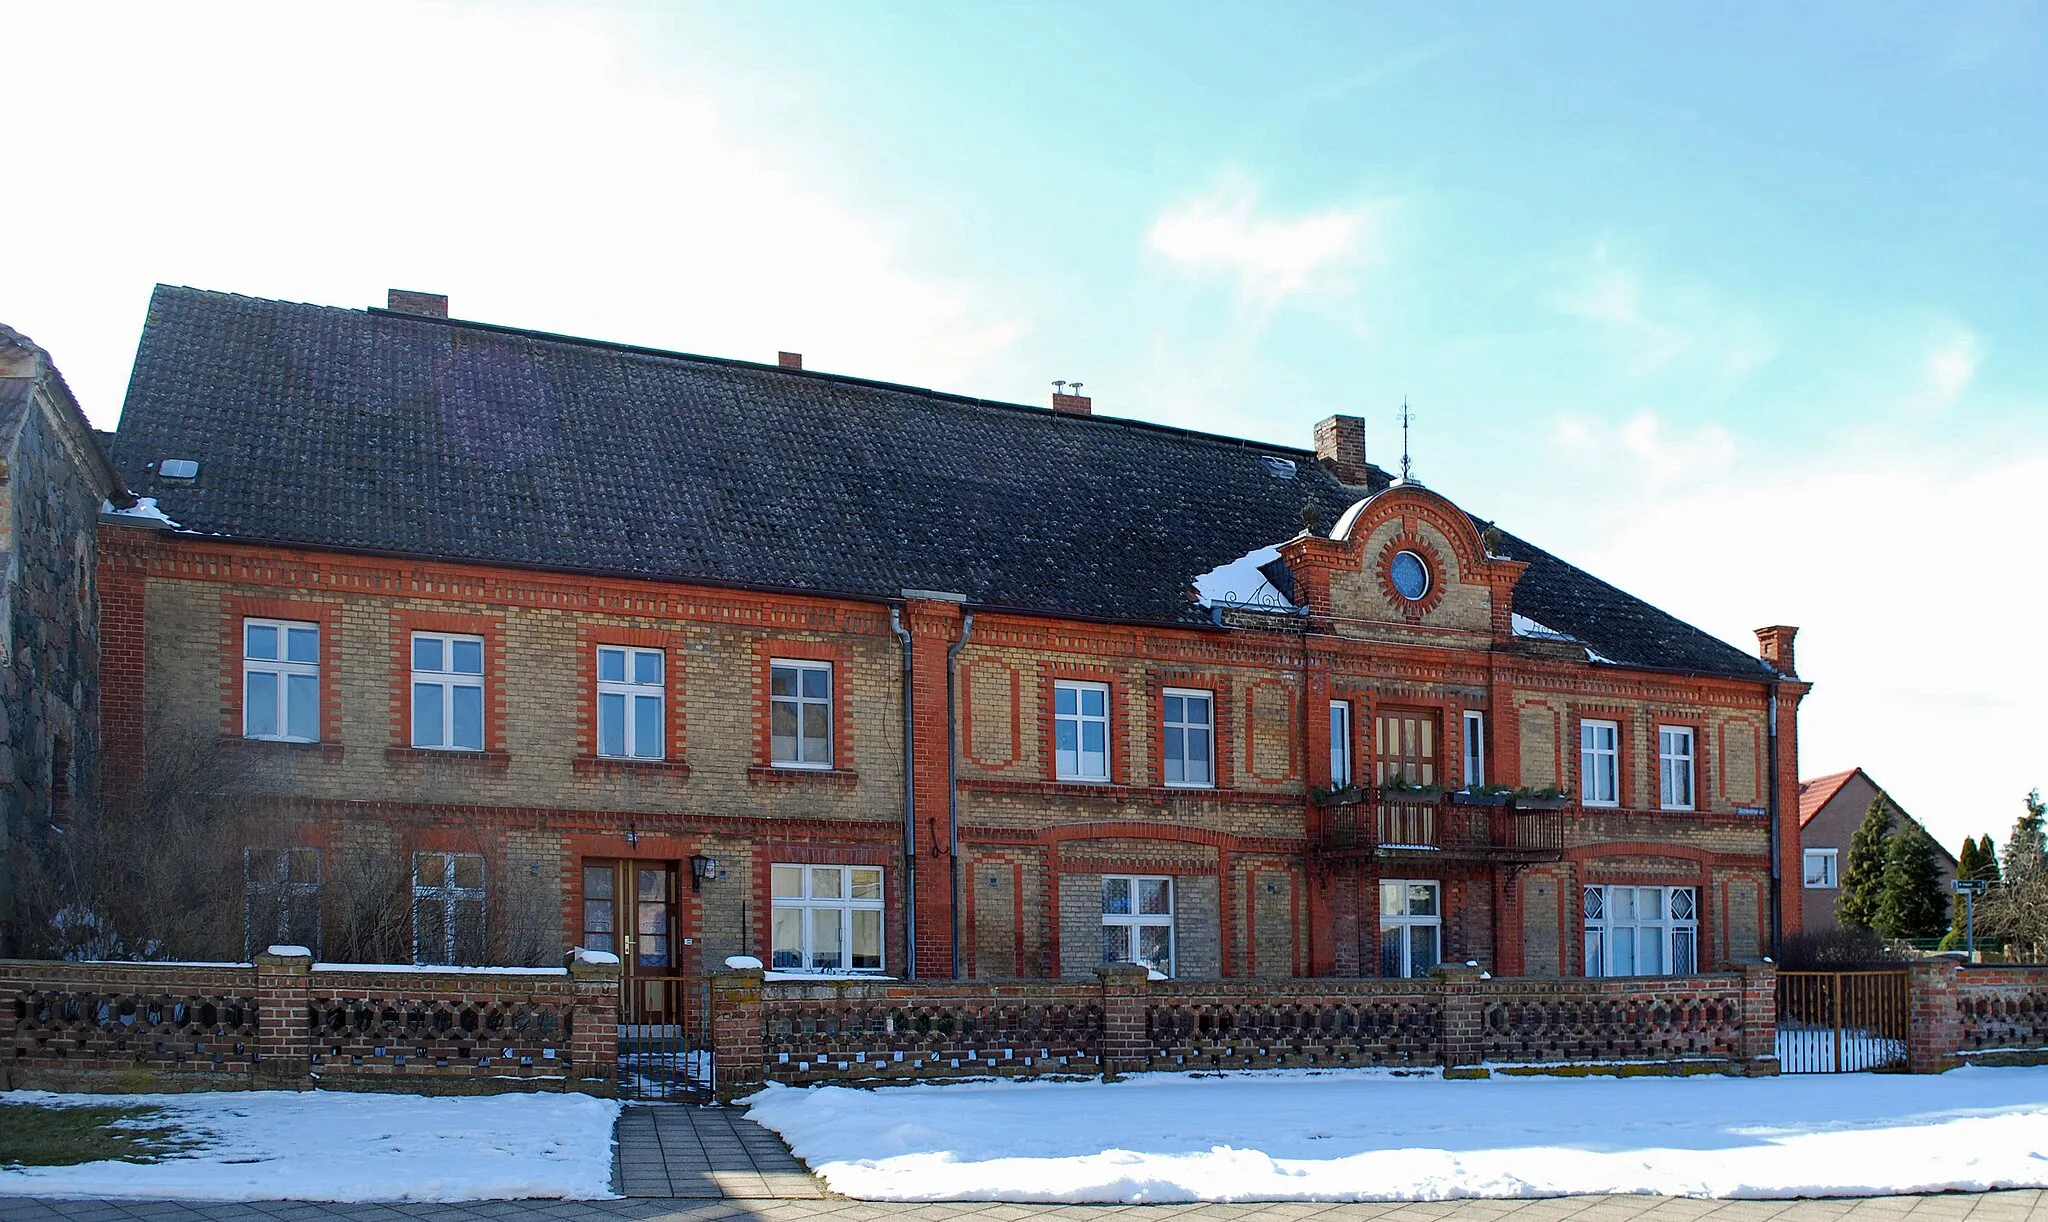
[2002,790,2047,882]
[1977,834,2002,882]
[1876,823,1948,939]
[1837,794,1893,930]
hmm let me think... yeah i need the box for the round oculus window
[1390,550,1431,601]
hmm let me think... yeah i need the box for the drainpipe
[1766,685,1782,960]
[946,610,975,979]
[890,606,917,980]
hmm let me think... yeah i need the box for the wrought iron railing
[1318,791,1565,857]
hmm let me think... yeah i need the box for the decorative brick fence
[713,961,1781,1099]
[1,948,619,1094]
[1953,962,2048,1068]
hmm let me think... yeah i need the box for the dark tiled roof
[112,286,1773,680]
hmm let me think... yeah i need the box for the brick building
[95,285,1809,1012]
[1797,767,1956,933]
[1,325,122,954]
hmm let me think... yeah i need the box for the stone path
[614,1104,824,1199]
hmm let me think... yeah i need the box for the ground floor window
[413,851,486,965]
[1379,878,1441,978]
[1101,874,1174,976]
[245,846,321,958]
[772,864,884,972]
[1583,885,1697,976]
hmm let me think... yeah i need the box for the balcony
[1315,790,1566,861]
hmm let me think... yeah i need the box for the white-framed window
[597,646,665,759]
[413,851,486,965]
[1379,879,1442,978]
[771,864,883,972]
[245,846,321,958]
[1583,885,1697,977]
[1463,710,1486,788]
[1580,718,1620,806]
[411,632,485,751]
[1658,725,1695,810]
[1055,680,1110,782]
[1161,688,1213,787]
[1803,848,1839,889]
[769,660,832,768]
[1101,875,1173,976]
[244,618,320,742]
[1329,700,1353,789]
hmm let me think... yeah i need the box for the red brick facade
[96,472,1807,1003]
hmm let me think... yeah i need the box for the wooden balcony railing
[1317,791,1566,859]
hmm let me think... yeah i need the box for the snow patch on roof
[102,496,180,528]
[1511,613,1574,641]
[1192,544,1298,612]
[1586,647,1620,665]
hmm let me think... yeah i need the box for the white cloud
[1921,330,1982,411]
[0,1,1025,424]
[1511,439,2048,856]
[1549,412,1737,486]
[1146,175,1386,304]
[1550,244,1776,384]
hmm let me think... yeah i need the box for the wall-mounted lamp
[690,854,719,892]
[625,824,639,849]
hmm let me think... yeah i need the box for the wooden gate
[1775,969,1909,1073]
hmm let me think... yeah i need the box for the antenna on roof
[1398,398,1414,484]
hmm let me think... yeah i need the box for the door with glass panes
[580,860,682,1022]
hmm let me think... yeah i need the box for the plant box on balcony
[1449,789,1511,807]
[1512,794,1570,811]
[1312,786,1370,807]
[1378,787,1443,802]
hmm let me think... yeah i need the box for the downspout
[890,606,917,980]
[946,610,975,979]
[1766,683,1782,959]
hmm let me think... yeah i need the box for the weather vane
[1399,398,1414,484]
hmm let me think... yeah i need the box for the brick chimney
[387,289,448,318]
[1755,625,1799,677]
[1052,391,1092,415]
[1314,415,1368,485]
[778,351,803,370]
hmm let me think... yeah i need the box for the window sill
[225,737,344,763]
[959,778,1297,804]
[573,755,691,777]
[747,764,859,788]
[384,747,511,770]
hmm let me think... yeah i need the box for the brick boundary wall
[2,951,618,1094]
[712,961,1781,1100]
[1952,962,2048,1068]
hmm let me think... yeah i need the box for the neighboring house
[0,325,123,954]
[91,285,1811,1006]
[1797,767,1957,933]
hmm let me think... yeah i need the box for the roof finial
[1398,398,1414,484]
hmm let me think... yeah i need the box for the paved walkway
[614,1104,824,1199]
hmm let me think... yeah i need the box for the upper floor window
[411,633,484,751]
[598,646,664,759]
[1055,680,1110,782]
[770,660,832,767]
[1161,688,1213,787]
[1803,848,1839,889]
[1580,719,1620,806]
[1329,700,1353,789]
[244,618,319,742]
[1658,725,1695,810]
[1376,709,1437,787]
[414,851,486,965]
[1462,710,1486,788]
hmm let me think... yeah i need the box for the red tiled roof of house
[1798,768,1862,826]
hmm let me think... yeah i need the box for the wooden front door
[580,859,682,1024]
[1374,708,1439,787]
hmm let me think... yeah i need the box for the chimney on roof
[778,351,803,370]
[1314,414,1367,485]
[387,289,448,318]
[1755,625,1799,677]
[1051,380,1091,415]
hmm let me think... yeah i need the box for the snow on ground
[744,1065,2048,1203]
[0,1089,619,1202]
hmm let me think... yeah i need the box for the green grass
[0,1102,194,1168]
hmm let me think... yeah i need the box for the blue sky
[4,0,2044,850]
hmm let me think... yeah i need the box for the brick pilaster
[252,946,312,1087]
[1735,960,1779,1075]
[712,966,766,1101]
[1431,962,1485,1071]
[1096,963,1151,1080]
[1907,956,1962,1074]
[565,951,620,1095]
